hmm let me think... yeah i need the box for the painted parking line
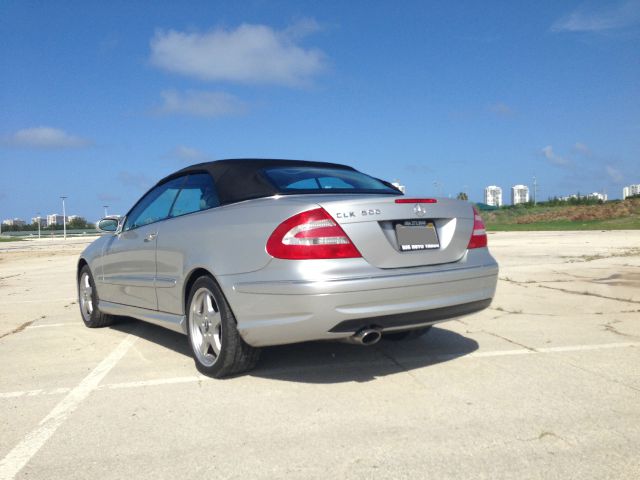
[0,334,137,480]
[0,388,71,399]
[1,341,638,402]
[468,348,532,358]
[103,376,204,390]
[2,299,75,305]
[25,323,78,329]
[538,342,640,353]
[0,377,204,400]
[470,341,640,357]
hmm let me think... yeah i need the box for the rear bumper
[218,248,498,347]
[328,298,492,333]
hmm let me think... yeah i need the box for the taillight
[266,208,361,260]
[467,206,488,249]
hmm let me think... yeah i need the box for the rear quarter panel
[155,196,322,314]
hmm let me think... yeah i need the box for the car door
[99,176,185,310]
[155,172,221,314]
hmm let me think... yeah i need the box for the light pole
[61,196,67,239]
[103,205,109,217]
[37,212,41,239]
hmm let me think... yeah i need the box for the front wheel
[187,276,260,378]
[78,265,115,328]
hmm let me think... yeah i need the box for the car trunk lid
[312,195,474,268]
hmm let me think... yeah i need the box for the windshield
[262,167,400,195]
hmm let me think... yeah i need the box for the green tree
[456,192,468,201]
[68,217,89,229]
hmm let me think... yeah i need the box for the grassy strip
[482,198,640,231]
[0,236,23,242]
[486,216,640,231]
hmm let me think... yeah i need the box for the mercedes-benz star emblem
[413,204,426,217]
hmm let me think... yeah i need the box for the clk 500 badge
[361,209,381,216]
[336,209,381,219]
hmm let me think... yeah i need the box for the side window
[278,177,353,190]
[124,177,185,231]
[170,173,219,217]
[286,178,320,189]
[318,177,353,189]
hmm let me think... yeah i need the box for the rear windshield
[262,167,400,195]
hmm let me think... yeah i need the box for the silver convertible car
[78,159,498,377]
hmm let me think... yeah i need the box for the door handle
[144,232,157,242]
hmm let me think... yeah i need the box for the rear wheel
[383,326,432,341]
[187,276,260,378]
[78,265,115,328]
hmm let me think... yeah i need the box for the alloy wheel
[189,287,222,367]
[79,272,94,322]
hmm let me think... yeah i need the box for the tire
[186,276,260,378]
[383,325,432,341]
[78,265,115,328]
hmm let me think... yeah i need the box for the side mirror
[97,217,120,233]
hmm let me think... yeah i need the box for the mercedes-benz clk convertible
[78,159,498,377]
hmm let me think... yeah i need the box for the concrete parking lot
[1,232,639,479]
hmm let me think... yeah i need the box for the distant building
[559,194,578,201]
[67,215,83,223]
[623,184,640,199]
[47,214,65,226]
[2,218,26,227]
[586,192,607,202]
[391,181,406,194]
[560,192,607,202]
[31,216,48,227]
[484,186,502,207]
[511,185,529,205]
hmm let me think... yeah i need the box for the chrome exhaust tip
[358,328,382,345]
[341,327,382,346]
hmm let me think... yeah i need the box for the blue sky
[1,0,639,221]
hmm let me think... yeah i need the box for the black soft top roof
[164,158,360,205]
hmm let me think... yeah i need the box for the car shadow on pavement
[250,327,478,384]
[111,317,193,357]
[110,319,478,384]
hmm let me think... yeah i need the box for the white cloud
[4,127,90,149]
[283,18,322,39]
[573,142,591,155]
[170,145,215,163]
[542,145,570,166]
[117,171,153,190]
[97,193,121,202]
[489,102,514,116]
[157,90,247,117]
[606,165,624,182]
[552,0,640,32]
[149,20,326,86]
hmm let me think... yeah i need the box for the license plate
[395,220,440,251]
